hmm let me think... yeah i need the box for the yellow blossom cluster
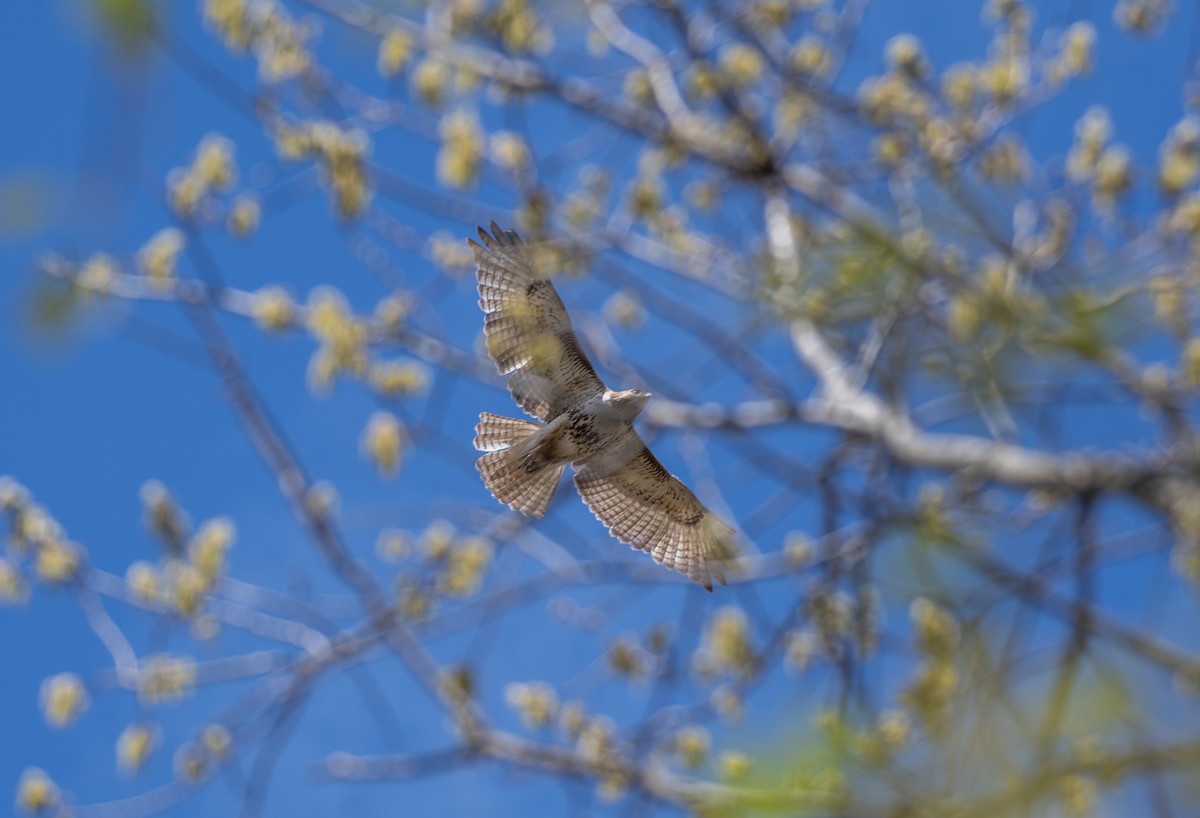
[693,606,756,677]
[563,166,609,230]
[15,767,59,815]
[623,69,653,107]
[435,534,493,597]
[575,713,616,764]
[978,134,1027,183]
[131,483,235,618]
[673,726,711,770]
[607,635,649,679]
[306,287,369,392]
[489,131,531,176]
[117,723,159,774]
[437,108,484,190]
[252,285,297,332]
[784,629,819,673]
[0,556,26,605]
[1047,21,1096,87]
[374,292,413,330]
[126,518,235,619]
[486,0,553,55]
[138,653,198,705]
[226,194,261,237]
[807,588,853,653]
[945,256,1041,342]
[1158,117,1200,197]
[685,61,718,102]
[39,672,89,728]
[188,518,236,589]
[718,43,765,89]
[360,411,407,478]
[426,232,476,276]
[375,528,410,562]
[368,359,430,398]
[274,121,371,219]
[136,227,186,290]
[377,27,415,78]
[1114,0,1171,35]
[1,476,85,587]
[603,290,645,330]
[75,252,118,296]
[388,521,494,599]
[504,680,558,729]
[411,57,450,107]
[885,34,928,79]
[140,480,190,554]
[857,709,912,761]
[790,36,831,79]
[859,70,932,127]
[627,173,663,222]
[901,598,961,728]
[203,0,313,81]
[168,133,237,221]
[174,729,232,783]
[718,750,752,783]
[304,481,340,518]
[1066,107,1132,209]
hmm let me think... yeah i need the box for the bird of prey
[468,223,738,590]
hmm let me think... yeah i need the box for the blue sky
[3,1,1200,815]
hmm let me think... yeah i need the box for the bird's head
[604,388,652,421]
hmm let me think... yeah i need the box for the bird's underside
[469,222,738,591]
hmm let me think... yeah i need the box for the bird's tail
[474,412,564,518]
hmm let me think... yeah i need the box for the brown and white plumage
[573,427,738,589]
[471,223,604,422]
[469,223,738,590]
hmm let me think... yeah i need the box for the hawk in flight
[469,223,738,590]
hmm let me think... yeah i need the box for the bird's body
[469,223,738,590]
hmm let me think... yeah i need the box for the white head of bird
[601,388,651,421]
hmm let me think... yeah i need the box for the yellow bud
[885,34,927,78]
[1182,338,1200,387]
[174,743,208,782]
[603,290,645,330]
[16,768,59,814]
[194,134,237,192]
[35,539,82,584]
[719,43,765,88]
[412,58,449,107]
[378,28,415,77]
[504,681,558,729]
[138,654,197,705]
[77,253,118,294]
[0,558,27,605]
[675,726,710,769]
[226,195,261,237]
[137,228,186,290]
[126,561,161,603]
[117,723,158,773]
[361,411,406,477]
[201,723,233,759]
[368,360,429,397]
[719,751,752,783]
[40,672,89,728]
[253,285,296,332]
[376,529,410,562]
[490,131,530,173]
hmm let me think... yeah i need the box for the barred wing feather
[573,429,737,591]
[470,223,605,422]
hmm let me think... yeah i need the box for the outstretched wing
[573,428,739,591]
[470,223,605,422]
